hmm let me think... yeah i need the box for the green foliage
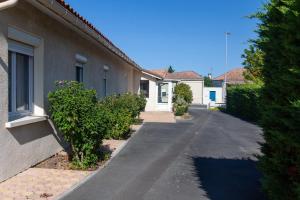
[204,76,213,87]
[97,102,132,140]
[137,93,147,113]
[226,84,262,122]
[252,1,300,199]
[48,81,107,168]
[102,93,146,121]
[173,83,193,104]
[48,82,146,168]
[242,44,264,84]
[173,96,188,116]
[101,93,146,139]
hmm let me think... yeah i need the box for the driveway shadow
[192,157,266,200]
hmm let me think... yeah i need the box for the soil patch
[35,139,125,171]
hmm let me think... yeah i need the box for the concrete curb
[56,123,144,200]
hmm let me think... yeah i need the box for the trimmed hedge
[254,1,300,199]
[226,84,262,122]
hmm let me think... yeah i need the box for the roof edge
[142,70,163,80]
[29,0,141,71]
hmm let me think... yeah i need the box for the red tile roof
[148,69,203,80]
[166,71,202,80]
[213,68,245,84]
[148,69,169,78]
[54,0,140,69]
[142,69,164,79]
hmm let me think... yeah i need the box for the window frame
[75,63,84,83]
[8,41,34,119]
[140,80,149,98]
[103,68,108,97]
[157,82,169,104]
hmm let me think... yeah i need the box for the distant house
[212,68,246,87]
[203,68,246,107]
[141,69,204,111]
[0,0,142,182]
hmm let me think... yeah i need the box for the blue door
[209,91,216,101]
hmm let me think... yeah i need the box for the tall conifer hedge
[256,0,300,199]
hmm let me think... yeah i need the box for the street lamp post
[224,32,230,103]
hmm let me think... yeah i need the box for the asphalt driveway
[61,107,265,200]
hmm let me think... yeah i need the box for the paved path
[61,108,265,200]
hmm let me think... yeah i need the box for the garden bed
[35,139,126,171]
[175,112,192,120]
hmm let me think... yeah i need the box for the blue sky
[66,0,263,77]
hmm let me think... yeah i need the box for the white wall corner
[34,39,44,116]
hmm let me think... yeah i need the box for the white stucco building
[141,69,204,112]
[0,0,142,182]
[203,87,224,107]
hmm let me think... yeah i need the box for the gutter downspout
[0,0,18,11]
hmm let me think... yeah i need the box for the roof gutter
[0,0,18,11]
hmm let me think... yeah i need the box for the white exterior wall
[181,80,204,104]
[142,77,157,111]
[142,75,173,112]
[155,82,173,112]
[203,87,224,107]
[0,1,141,182]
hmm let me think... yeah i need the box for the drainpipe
[0,0,18,11]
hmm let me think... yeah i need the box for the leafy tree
[168,65,175,73]
[173,83,193,104]
[242,44,264,84]
[204,76,213,87]
[253,1,300,199]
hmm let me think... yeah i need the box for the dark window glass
[76,66,83,83]
[140,80,149,98]
[16,53,30,111]
[103,78,107,97]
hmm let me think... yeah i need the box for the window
[103,70,107,97]
[76,64,83,83]
[158,83,168,103]
[140,80,149,98]
[8,42,34,118]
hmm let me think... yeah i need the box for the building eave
[27,0,142,71]
[142,70,163,80]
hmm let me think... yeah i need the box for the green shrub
[175,106,187,116]
[137,93,147,113]
[48,81,107,168]
[108,109,132,139]
[226,84,262,122]
[102,93,146,121]
[100,93,146,139]
[174,96,188,116]
[173,83,193,104]
[97,103,132,140]
[253,1,300,199]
